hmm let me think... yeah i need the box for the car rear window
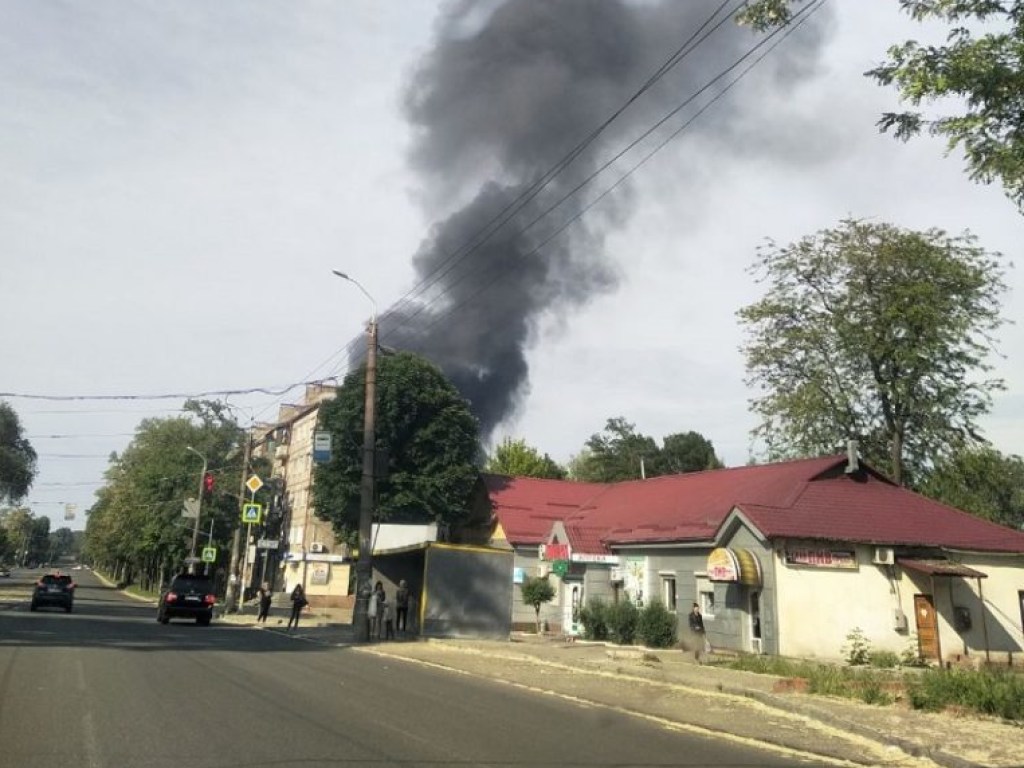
[170,576,213,593]
[41,575,72,585]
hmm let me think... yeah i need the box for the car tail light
[165,592,179,603]
[204,594,216,605]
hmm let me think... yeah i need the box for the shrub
[842,627,871,665]
[905,668,1024,720]
[637,600,677,648]
[606,599,639,645]
[868,650,900,669]
[579,598,609,641]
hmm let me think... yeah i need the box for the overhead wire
[389,0,828,349]
[345,0,746,349]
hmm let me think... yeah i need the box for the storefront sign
[785,548,857,570]
[313,431,332,464]
[540,543,570,561]
[707,548,763,586]
[570,553,620,564]
[310,563,330,585]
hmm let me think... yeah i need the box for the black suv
[31,573,75,612]
[158,574,215,626]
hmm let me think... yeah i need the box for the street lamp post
[185,446,208,574]
[332,269,377,643]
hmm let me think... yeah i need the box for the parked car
[157,574,215,626]
[31,573,75,612]
[0,567,11,578]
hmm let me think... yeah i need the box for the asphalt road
[0,570,833,768]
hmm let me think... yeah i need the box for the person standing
[383,595,395,640]
[395,579,410,633]
[257,581,272,624]
[287,583,307,630]
[688,602,709,663]
[367,581,384,640]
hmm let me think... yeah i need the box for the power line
[394,0,828,348]
[342,0,746,354]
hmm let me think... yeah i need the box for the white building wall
[775,543,1024,663]
[774,543,907,660]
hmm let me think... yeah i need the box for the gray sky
[3,1,1022,532]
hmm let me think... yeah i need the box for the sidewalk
[221,612,1024,768]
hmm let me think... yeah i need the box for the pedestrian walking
[687,602,710,662]
[287,584,307,630]
[257,581,272,623]
[395,579,410,633]
[383,596,395,640]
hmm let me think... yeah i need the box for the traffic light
[203,472,215,495]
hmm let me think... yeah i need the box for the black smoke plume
[373,0,831,437]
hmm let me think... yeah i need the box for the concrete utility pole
[223,432,252,613]
[332,270,377,643]
[185,446,207,574]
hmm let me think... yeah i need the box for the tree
[570,418,724,482]
[314,352,482,542]
[739,1,1024,212]
[0,401,36,505]
[49,527,76,560]
[738,219,1007,486]
[573,417,660,482]
[485,437,565,479]
[83,399,247,588]
[919,447,1024,530]
[0,506,33,565]
[520,576,556,633]
[657,432,724,474]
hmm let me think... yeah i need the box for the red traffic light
[203,472,215,494]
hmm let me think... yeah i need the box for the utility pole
[224,431,252,613]
[333,270,377,643]
[185,446,207,574]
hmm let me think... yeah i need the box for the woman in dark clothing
[288,584,307,630]
[257,581,273,623]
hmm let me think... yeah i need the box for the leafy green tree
[573,417,660,482]
[48,527,76,560]
[571,418,724,482]
[520,576,556,632]
[485,437,565,479]
[0,506,33,565]
[83,399,247,588]
[0,402,36,504]
[919,447,1024,529]
[314,352,482,542]
[740,1,1024,211]
[738,219,1007,486]
[657,432,724,474]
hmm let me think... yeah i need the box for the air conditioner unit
[309,542,326,554]
[609,567,624,583]
[873,547,895,566]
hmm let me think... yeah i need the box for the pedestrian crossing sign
[241,503,263,524]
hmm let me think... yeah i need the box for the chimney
[845,439,859,474]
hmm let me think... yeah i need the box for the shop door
[914,594,941,661]
[563,582,582,636]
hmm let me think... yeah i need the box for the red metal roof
[483,457,1024,554]
[483,473,606,545]
[736,471,1024,552]
[896,558,988,578]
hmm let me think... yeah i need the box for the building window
[661,575,677,611]
[696,575,715,618]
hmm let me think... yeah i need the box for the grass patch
[906,667,1024,720]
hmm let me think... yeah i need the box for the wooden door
[914,594,940,662]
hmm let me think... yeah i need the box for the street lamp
[332,269,377,643]
[185,446,208,573]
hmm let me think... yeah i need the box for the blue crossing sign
[241,503,263,524]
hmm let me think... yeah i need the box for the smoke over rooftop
[373,0,832,437]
